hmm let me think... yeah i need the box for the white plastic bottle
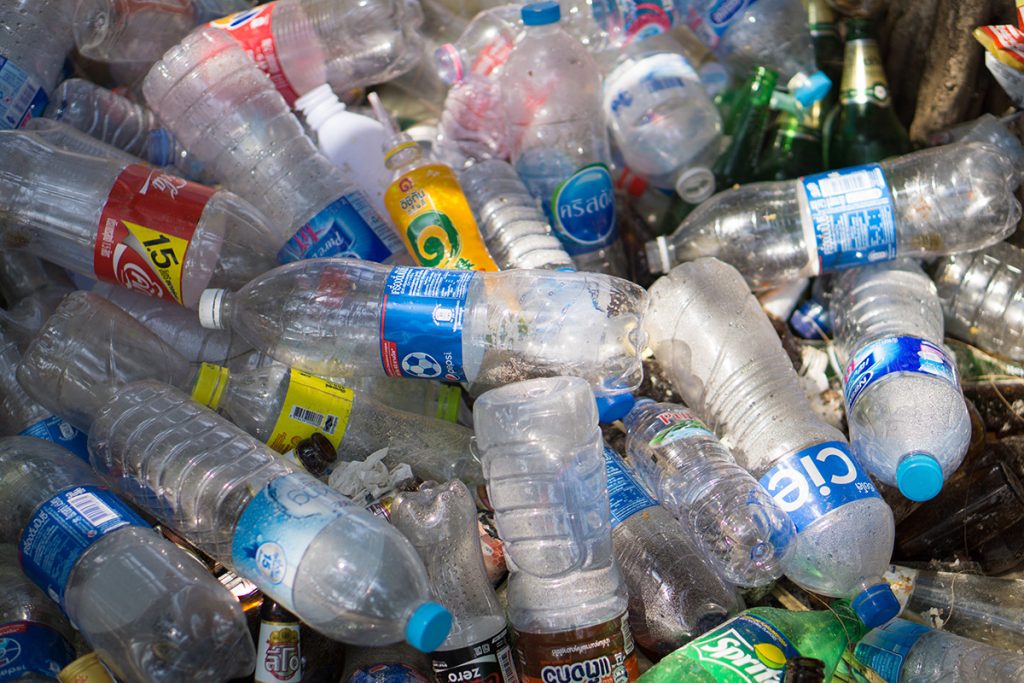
[644,257,900,629]
[0,1,74,130]
[0,436,256,683]
[830,259,970,501]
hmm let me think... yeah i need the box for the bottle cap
[406,602,453,652]
[595,393,636,423]
[793,71,832,108]
[852,583,900,628]
[521,1,560,26]
[675,167,716,204]
[896,453,944,502]
[191,363,230,410]
[198,289,227,330]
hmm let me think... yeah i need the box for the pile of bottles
[2,0,1024,682]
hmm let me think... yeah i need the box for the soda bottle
[0,1,74,130]
[255,598,303,683]
[21,118,143,166]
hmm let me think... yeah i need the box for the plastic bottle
[142,27,407,264]
[501,2,626,276]
[22,118,142,166]
[646,142,1022,288]
[929,113,1024,179]
[0,129,280,308]
[196,259,647,396]
[853,619,1024,682]
[434,4,520,87]
[0,436,256,682]
[472,377,639,682]
[830,259,970,501]
[0,1,74,130]
[644,257,899,628]
[340,644,433,683]
[392,480,519,683]
[622,398,796,588]
[0,252,74,351]
[255,598,302,683]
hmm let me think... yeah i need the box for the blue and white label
[603,447,658,527]
[277,192,402,264]
[0,622,75,681]
[19,485,148,609]
[18,415,90,462]
[686,0,759,45]
[647,411,715,447]
[758,441,880,531]
[233,473,355,613]
[551,164,618,255]
[379,266,476,382]
[799,164,897,273]
[853,620,929,682]
[843,336,958,408]
[0,54,48,130]
[349,663,431,683]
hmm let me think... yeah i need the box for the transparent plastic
[434,4,520,86]
[0,252,73,351]
[0,330,59,436]
[929,113,1024,183]
[22,118,141,165]
[0,1,75,124]
[435,76,509,169]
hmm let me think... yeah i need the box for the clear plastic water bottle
[622,398,796,588]
[21,118,142,165]
[0,1,74,130]
[392,480,519,683]
[830,259,971,502]
[434,76,509,169]
[929,113,1024,182]
[0,436,256,682]
[647,142,1023,288]
[434,4,520,87]
[501,2,625,276]
[0,253,73,351]
[0,129,280,308]
[196,259,647,396]
[644,257,900,628]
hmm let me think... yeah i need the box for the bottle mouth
[73,0,116,53]
[675,167,716,204]
[434,44,464,86]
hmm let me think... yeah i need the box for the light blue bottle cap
[852,583,900,629]
[794,71,832,108]
[595,393,636,423]
[522,1,560,25]
[406,602,452,652]
[896,453,944,502]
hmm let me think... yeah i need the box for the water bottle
[0,1,74,130]
[434,76,509,169]
[0,129,280,308]
[434,4,520,87]
[644,257,899,628]
[21,118,142,166]
[501,2,625,276]
[0,253,73,350]
[647,142,1022,288]
[472,377,639,682]
[929,113,1024,180]
[0,436,256,682]
[622,398,796,588]
[830,259,971,501]
[143,28,407,265]
[196,259,646,395]
[392,480,519,683]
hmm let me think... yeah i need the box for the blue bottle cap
[896,453,944,502]
[595,393,636,423]
[405,602,452,652]
[793,71,832,108]
[522,1,561,25]
[852,583,900,629]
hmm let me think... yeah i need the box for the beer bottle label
[841,39,892,107]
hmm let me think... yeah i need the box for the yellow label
[191,363,230,410]
[122,220,190,304]
[268,369,355,453]
[436,384,462,423]
[840,39,891,106]
[384,164,499,272]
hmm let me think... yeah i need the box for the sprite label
[682,614,798,682]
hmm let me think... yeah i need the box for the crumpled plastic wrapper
[327,448,415,507]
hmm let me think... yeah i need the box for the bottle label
[798,164,897,274]
[210,5,301,105]
[681,613,798,682]
[515,612,638,683]
[436,384,462,423]
[757,441,880,532]
[685,0,759,47]
[0,622,75,681]
[379,266,476,383]
[0,54,48,130]
[277,192,402,264]
[841,39,891,106]
[551,164,618,255]
[647,411,715,447]
[471,39,515,79]
[348,663,431,683]
[852,620,929,682]
[432,627,519,683]
[18,415,90,462]
[603,447,659,528]
[843,336,959,409]
[268,368,355,454]
[256,619,302,683]
[94,164,213,304]
[232,473,355,613]
[604,55,699,153]
[384,163,498,271]
[616,0,676,40]
[18,485,149,609]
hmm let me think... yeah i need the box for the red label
[94,164,213,304]
[210,4,301,105]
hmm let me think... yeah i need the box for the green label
[683,614,798,682]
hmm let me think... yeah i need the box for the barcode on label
[497,646,519,683]
[67,492,119,527]
[289,405,339,434]
[818,170,875,197]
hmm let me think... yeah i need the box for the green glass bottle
[825,18,910,169]
[714,66,779,188]
[637,602,868,683]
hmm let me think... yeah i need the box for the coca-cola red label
[210,4,301,105]
[94,164,212,304]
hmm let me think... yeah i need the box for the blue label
[0,54,48,130]
[603,447,658,527]
[687,613,798,680]
[18,415,90,462]
[551,164,617,255]
[379,267,476,382]
[758,441,880,531]
[19,485,148,609]
[348,663,431,683]
[233,473,355,613]
[686,0,758,44]
[277,192,402,264]
[0,622,75,681]
[789,300,831,340]
[843,336,958,408]
[147,128,176,167]
[800,164,897,273]
[853,620,930,682]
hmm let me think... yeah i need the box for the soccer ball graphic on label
[402,352,443,378]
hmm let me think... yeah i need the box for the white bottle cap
[198,289,227,330]
[675,167,716,204]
